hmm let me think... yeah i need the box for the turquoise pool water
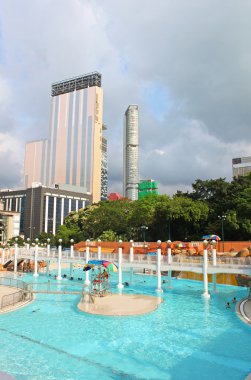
[0,270,250,380]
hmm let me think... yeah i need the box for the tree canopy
[39,173,251,244]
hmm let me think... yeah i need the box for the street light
[218,215,226,252]
[140,225,148,242]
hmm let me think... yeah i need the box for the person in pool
[232,297,237,303]
[226,302,231,309]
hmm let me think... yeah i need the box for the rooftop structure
[138,179,158,199]
[232,156,251,178]
[51,72,102,97]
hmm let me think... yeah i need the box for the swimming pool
[0,270,250,380]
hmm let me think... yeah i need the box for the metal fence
[0,277,32,310]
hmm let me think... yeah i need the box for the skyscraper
[23,139,48,189]
[101,124,108,200]
[46,72,103,203]
[123,105,139,200]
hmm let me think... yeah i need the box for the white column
[129,240,134,285]
[70,239,74,258]
[52,197,57,235]
[156,240,163,292]
[57,240,62,280]
[202,240,210,298]
[76,199,79,211]
[69,199,72,213]
[15,198,18,212]
[167,240,172,289]
[61,197,64,225]
[212,242,217,292]
[70,262,73,277]
[14,240,18,278]
[97,240,101,260]
[117,240,124,289]
[47,240,51,257]
[45,195,49,233]
[85,240,90,286]
[33,239,39,277]
[27,239,30,254]
[9,198,12,211]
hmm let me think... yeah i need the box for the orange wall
[74,241,251,255]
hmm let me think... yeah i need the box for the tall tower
[101,125,108,200]
[123,105,139,200]
[46,72,103,203]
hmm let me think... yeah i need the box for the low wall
[74,240,251,255]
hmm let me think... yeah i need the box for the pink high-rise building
[24,72,103,203]
[23,139,48,188]
[46,72,103,203]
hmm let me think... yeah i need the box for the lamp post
[140,225,148,242]
[218,215,226,252]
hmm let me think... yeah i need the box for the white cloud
[0,0,250,195]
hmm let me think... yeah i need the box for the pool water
[0,270,250,380]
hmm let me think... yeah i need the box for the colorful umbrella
[83,264,94,271]
[202,234,221,241]
[87,260,118,273]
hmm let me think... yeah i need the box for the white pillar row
[117,240,124,289]
[156,240,163,293]
[14,240,18,278]
[85,240,90,286]
[129,240,134,285]
[167,240,172,289]
[33,239,39,278]
[97,240,101,260]
[212,241,217,292]
[57,240,62,280]
[202,240,210,298]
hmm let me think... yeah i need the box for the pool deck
[236,298,251,326]
[78,293,163,316]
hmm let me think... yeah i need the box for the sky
[0,0,250,195]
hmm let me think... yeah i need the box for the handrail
[0,277,32,310]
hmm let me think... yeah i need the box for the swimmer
[123,282,129,287]
[162,280,167,284]
[232,297,237,303]
[226,302,231,309]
